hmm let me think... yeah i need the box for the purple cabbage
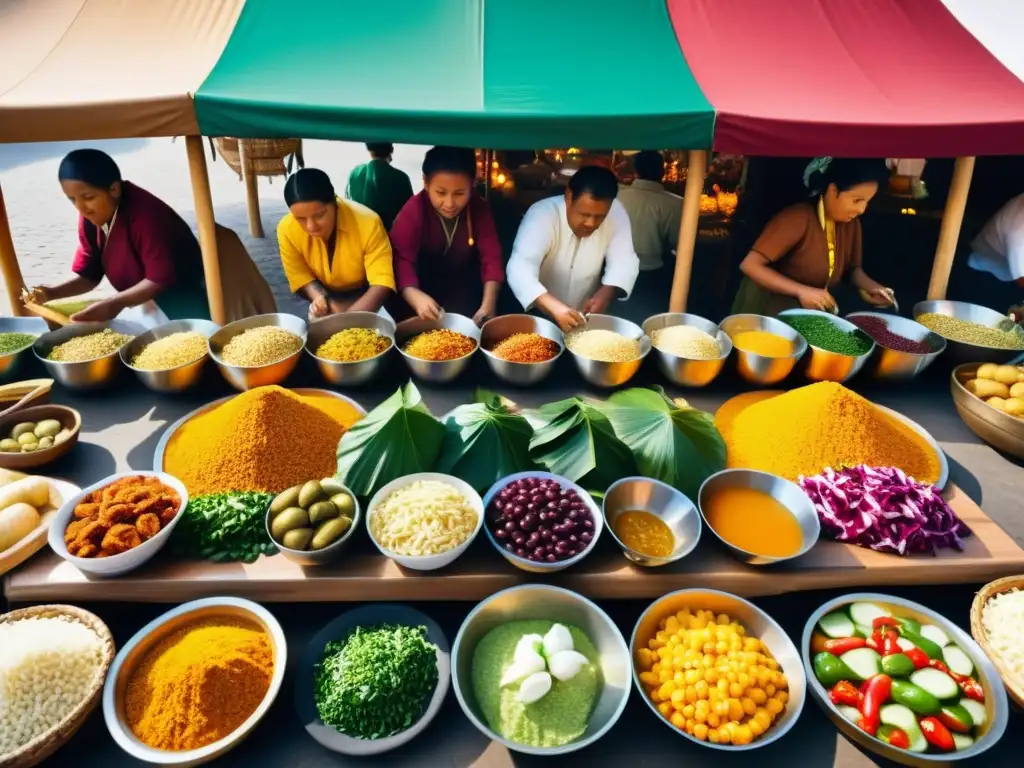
[799,465,971,556]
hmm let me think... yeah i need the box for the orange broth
[612,510,675,557]
[702,486,803,558]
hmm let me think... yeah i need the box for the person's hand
[860,287,896,307]
[308,295,329,322]
[328,298,347,315]
[22,286,49,305]
[798,287,837,313]
[405,288,443,321]
[472,300,497,327]
[549,301,586,333]
[581,285,617,316]
[70,301,118,323]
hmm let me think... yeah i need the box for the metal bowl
[720,314,808,386]
[208,313,307,392]
[0,316,47,379]
[642,313,732,388]
[265,483,361,567]
[602,477,702,567]
[32,320,143,390]
[951,363,1024,460]
[480,314,564,386]
[305,311,395,387]
[778,309,875,383]
[119,319,220,393]
[0,403,81,470]
[565,314,651,388]
[452,584,631,756]
[913,300,1024,366]
[395,313,480,383]
[632,589,806,751]
[697,469,820,566]
[802,593,1008,766]
[846,311,946,380]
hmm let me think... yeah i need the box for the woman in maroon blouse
[389,146,504,325]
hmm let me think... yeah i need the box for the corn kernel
[754,708,772,729]
[776,673,789,690]
[741,696,757,716]
[776,690,789,705]
[766,697,784,715]
[715,641,729,655]
[749,688,767,705]
[716,613,730,625]
[685,718,696,734]
[707,712,721,728]
[717,678,730,693]
[708,728,720,744]
[664,616,680,632]
[658,701,673,717]
[639,671,658,686]
[671,688,686,706]
[695,680,709,699]
[729,681,744,698]
[659,681,675,700]
[671,711,686,729]
[748,717,765,736]
[727,698,744,722]
[765,683,776,697]
[682,703,696,719]
[686,685,698,703]
[685,669,700,685]
[717,726,732,743]
[693,723,709,741]
[735,724,753,745]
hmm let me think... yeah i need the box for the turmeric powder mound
[164,385,362,495]
[723,382,941,484]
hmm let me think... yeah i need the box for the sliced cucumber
[951,733,975,751]
[836,704,861,723]
[854,624,874,639]
[960,698,987,728]
[895,637,916,652]
[848,602,892,627]
[919,623,951,649]
[879,703,928,753]
[818,610,856,639]
[909,667,960,700]
[840,647,882,681]
[942,645,975,678]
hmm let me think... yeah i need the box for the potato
[987,397,1008,411]
[0,476,51,511]
[976,363,999,380]
[1003,398,1024,417]
[1010,382,1024,400]
[994,365,1021,385]
[0,502,40,551]
[967,378,1009,399]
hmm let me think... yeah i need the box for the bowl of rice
[208,313,307,392]
[119,319,220,393]
[642,313,732,388]
[32,321,143,390]
[394,314,481,383]
[305,311,395,387]
[365,472,484,571]
[564,314,651,388]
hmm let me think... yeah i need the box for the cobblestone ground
[0,139,428,315]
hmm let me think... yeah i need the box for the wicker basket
[970,575,1024,709]
[213,138,304,180]
[0,605,115,768]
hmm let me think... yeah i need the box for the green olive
[331,492,356,518]
[281,527,314,551]
[0,438,21,452]
[10,422,36,440]
[21,443,37,453]
[298,479,326,508]
[53,428,72,445]
[37,436,54,449]
[33,419,62,439]
[269,485,301,517]
[311,516,351,550]
[308,500,339,525]
[320,478,346,497]
[270,507,310,540]
[16,432,38,446]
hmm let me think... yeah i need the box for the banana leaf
[335,381,444,498]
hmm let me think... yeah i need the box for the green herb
[314,623,438,739]
[781,315,873,356]
[171,491,275,563]
[0,333,36,355]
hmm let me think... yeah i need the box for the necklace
[439,214,459,254]
[816,196,836,284]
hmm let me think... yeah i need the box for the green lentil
[782,315,873,356]
[0,333,36,355]
[917,312,1024,350]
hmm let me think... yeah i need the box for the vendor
[390,146,504,325]
[732,158,893,316]
[968,193,1024,289]
[345,142,413,230]
[278,168,395,321]
[30,149,208,323]
[506,165,639,332]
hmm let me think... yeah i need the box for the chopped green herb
[0,332,36,355]
[171,491,275,563]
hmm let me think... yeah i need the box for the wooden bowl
[0,604,114,768]
[950,364,1024,460]
[971,575,1024,709]
[0,405,81,470]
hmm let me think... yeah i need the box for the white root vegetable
[0,502,40,551]
[0,476,50,511]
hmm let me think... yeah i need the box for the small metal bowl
[846,311,946,380]
[305,311,395,387]
[914,299,1024,365]
[642,312,732,388]
[265,483,361,566]
[632,589,806,751]
[951,362,1024,460]
[778,308,875,383]
[32,320,143,390]
[0,403,81,470]
[602,477,702,567]
[208,313,307,392]
[0,316,47,379]
[452,584,631,756]
[697,469,820,566]
[395,313,480,383]
[119,319,220,393]
[720,314,808,386]
[480,314,564,386]
[565,314,651,388]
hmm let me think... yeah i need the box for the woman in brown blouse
[732,158,894,316]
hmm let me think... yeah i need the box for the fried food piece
[100,523,141,555]
[76,544,98,558]
[63,475,180,557]
[66,519,108,556]
[135,512,161,540]
[98,502,137,526]
[73,501,100,519]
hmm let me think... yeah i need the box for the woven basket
[213,138,304,181]
[0,605,115,768]
[970,575,1024,709]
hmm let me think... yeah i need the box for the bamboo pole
[0,182,27,316]
[927,156,975,301]
[185,135,226,325]
[238,139,265,238]
[668,149,708,313]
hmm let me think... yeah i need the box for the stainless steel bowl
[0,316,47,379]
[698,469,820,566]
[265,483,361,567]
[480,314,563,386]
[208,313,307,392]
[914,300,1024,365]
[951,362,1024,460]
[395,313,480,383]
[565,314,651,388]
[642,313,732,388]
[32,320,143,390]
[305,311,395,387]
[452,584,631,756]
[802,593,1009,766]
[119,319,220,393]
[778,309,875,383]
[632,589,806,751]
[602,477,702,567]
[720,314,808,386]
[846,311,946,380]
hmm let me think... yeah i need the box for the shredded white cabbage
[981,588,1024,682]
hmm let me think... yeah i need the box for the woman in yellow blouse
[278,168,395,320]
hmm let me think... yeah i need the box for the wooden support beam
[185,136,226,325]
[668,150,708,313]
[927,156,975,301]
[0,182,27,316]
[239,139,265,238]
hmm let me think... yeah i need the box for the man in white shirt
[617,151,681,271]
[506,166,640,332]
[968,194,1024,288]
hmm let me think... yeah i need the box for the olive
[270,507,310,540]
[308,500,339,525]
[269,485,301,517]
[33,419,62,439]
[281,527,314,551]
[53,428,73,445]
[37,436,54,449]
[16,432,38,447]
[298,480,326,508]
[10,422,36,440]
[311,516,351,550]
[330,492,356,518]
[0,438,20,452]
[20,443,37,453]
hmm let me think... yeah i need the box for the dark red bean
[848,315,934,354]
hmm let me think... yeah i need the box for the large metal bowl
[305,311,395,387]
[951,362,1024,460]
[778,308,875,383]
[452,584,631,756]
[32,320,143,390]
[846,311,946,380]
[802,593,1009,766]
[0,316,47,379]
[119,319,220,393]
[208,313,307,392]
[602,477,702,567]
[913,300,1024,365]
[395,313,480,383]
[642,312,732,388]
[480,314,563,386]
[565,314,651,388]
[632,589,806,751]
[720,314,808,386]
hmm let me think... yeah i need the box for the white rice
[981,588,1024,683]
[566,329,641,362]
[651,325,721,359]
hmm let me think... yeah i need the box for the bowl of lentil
[846,311,946,380]
[0,316,47,379]
[480,314,564,386]
[720,314,808,386]
[565,314,651,388]
[602,477,702,567]
[914,300,1024,365]
[305,311,395,387]
[119,319,220,393]
[208,313,307,392]
[778,309,875,383]
[102,596,286,765]
[395,313,480,383]
[32,321,142,390]
[642,313,732,388]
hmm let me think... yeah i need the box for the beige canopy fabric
[0,0,244,142]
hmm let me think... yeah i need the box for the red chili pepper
[856,716,878,736]
[824,637,867,655]
[866,630,882,652]
[958,676,985,702]
[920,717,955,751]
[881,630,901,657]
[904,647,929,669]
[928,658,965,683]
[885,727,911,749]
[829,680,862,707]
[938,710,972,734]
[872,616,901,630]
[858,674,892,737]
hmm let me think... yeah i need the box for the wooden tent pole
[238,139,265,238]
[185,135,226,325]
[0,182,27,316]
[927,156,975,300]
[669,149,707,312]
